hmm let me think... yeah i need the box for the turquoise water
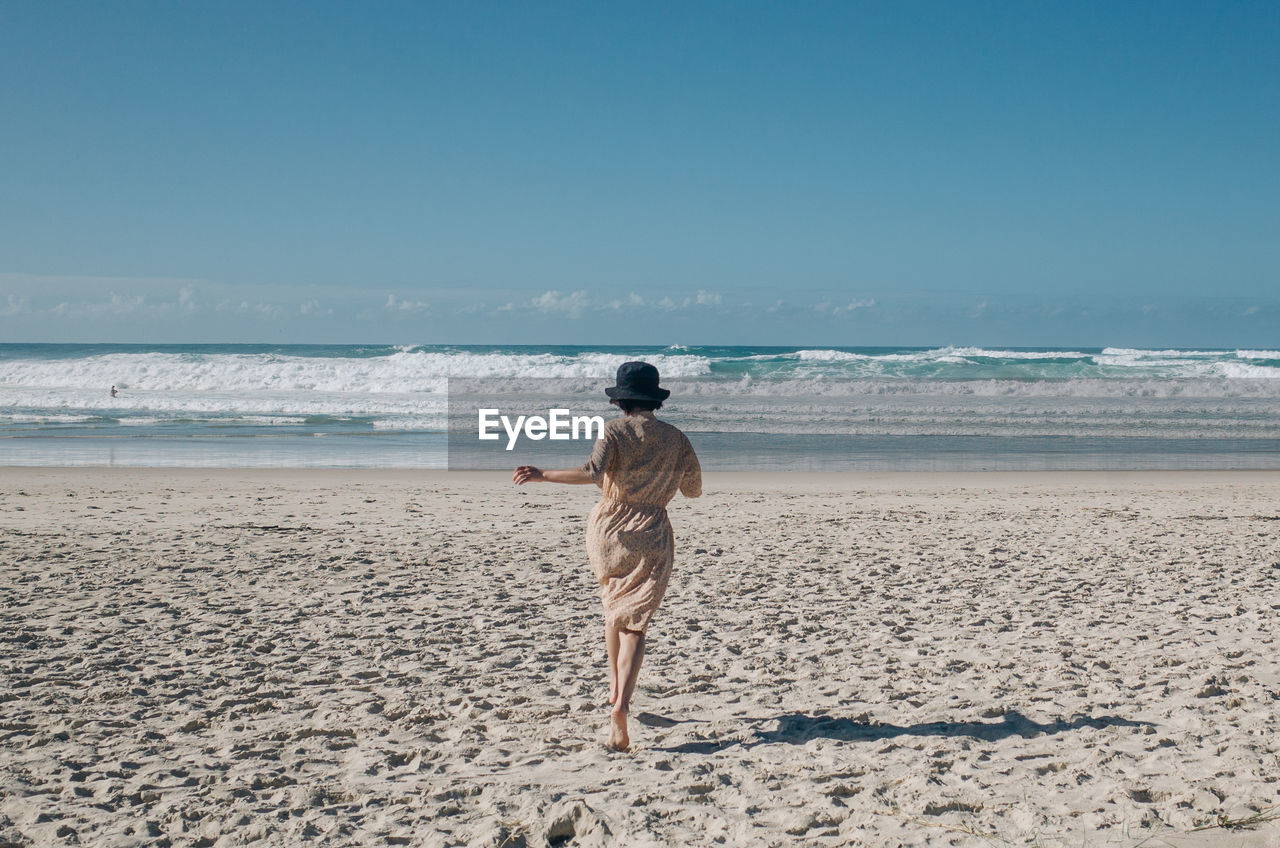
[2,343,1279,469]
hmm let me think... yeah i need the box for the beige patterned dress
[580,411,702,633]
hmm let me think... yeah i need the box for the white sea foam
[667,377,1280,398]
[937,347,1094,360]
[3,347,1279,443]
[0,412,102,424]
[3,373,1278,427]
[1099,347,1226,359]
[0,386,450,419]
[793,349,879,361]
[0,350,714,394]
[1215,362,1280,379]
[371,416,444,431]
[793,347,1094,362]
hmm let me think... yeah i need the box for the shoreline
[7,465,1280,483]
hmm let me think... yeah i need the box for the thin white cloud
[598,290,726,313]
[606,292,647,310]
[0,272,376,325]
[245,301,283,318]
[385,294,430,314]
[214,299,284,319]
[832,298,876,315]
[529,290,590,318]
[42,288,213,320]
[1,294,27,316]
[300,299,333,317]
[52,293,151,318]
[0,272,204,292]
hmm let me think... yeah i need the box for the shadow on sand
[657,710,1155,755]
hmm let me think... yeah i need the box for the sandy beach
[1,468,1277,847]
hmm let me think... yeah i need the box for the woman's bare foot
[607,682,618,706]
[607,708,629,750]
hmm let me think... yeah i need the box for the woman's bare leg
[615,629,646,710]
[605,624,620,705]
[608,628,645,750]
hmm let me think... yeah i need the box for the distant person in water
[110,385,118,398]
[514,361,702,751]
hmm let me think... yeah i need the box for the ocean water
[2,343,1279,470]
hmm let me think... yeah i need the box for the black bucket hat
[605,361,671,402]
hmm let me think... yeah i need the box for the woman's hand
[513,465,545,485]
[513,466,594,485]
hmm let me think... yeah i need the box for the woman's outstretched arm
[513,466,593,485]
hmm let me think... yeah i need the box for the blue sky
[1,1,1277,345]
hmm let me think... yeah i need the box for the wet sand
[1,468,1277,846]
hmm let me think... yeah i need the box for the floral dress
[580,411,702,632]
